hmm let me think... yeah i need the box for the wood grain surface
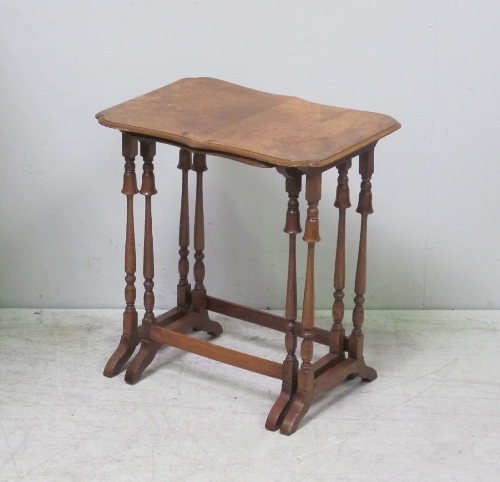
[96,77,400,168]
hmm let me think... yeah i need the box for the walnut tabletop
[96,77,400,169]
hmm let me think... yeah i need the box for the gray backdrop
[1,0,498,310]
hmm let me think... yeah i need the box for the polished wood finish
[192,153,208,312]
[191,153,223,336]
[280,172,322,435]
[348,148,377,382]
[103,133,141,377]
[98,78,399,435]
[150,325,283,379]
[177,149,192,309]
[125,140,159,384]
[330,158,352,355]
[349,148,373,360]
[266,169,302,431]
[139,140,158,330]
[96,77,400,169]
[206,296,331,345]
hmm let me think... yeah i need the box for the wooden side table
[96,78,400,435]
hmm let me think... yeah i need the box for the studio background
[1,0,498,310]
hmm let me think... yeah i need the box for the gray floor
[0,309,499,481]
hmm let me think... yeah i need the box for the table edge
[95,112,401,168]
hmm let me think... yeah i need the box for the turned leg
[281,172,322,435]
[266,169,302,431]
[191,153,222,336]
[104,133,141,377]
[330,159,352,356]
[177,149,192,309]
[348,149,377,382]
[125,140,161,384]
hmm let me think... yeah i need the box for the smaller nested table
[96,78,400,435]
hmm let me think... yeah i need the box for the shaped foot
[103,333,140,378]
[358,361,377,382]
[265,383,296,431]
[193,309,223,337]
[279,390,313,436]
[124,339,160,384]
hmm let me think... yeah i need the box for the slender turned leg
[281,172,322,435]
[330,159,352,356]
[266,169,302,431]
[177,149,192,309]
[125,140,161,384]
[191,153,222,336]
[104,133,141,377]
[348,149,377,382]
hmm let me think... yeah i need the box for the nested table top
[96,77,400,169]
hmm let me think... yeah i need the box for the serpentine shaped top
[96,77,400,169]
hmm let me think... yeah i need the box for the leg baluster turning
[281,172,322,435]
[177,149,192,309]
[348,149,377,382]
[125,140,161,384]
[104,133,141,377]
[330,159,351,358]
[266,169,302,431]
[191,154,222,336]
